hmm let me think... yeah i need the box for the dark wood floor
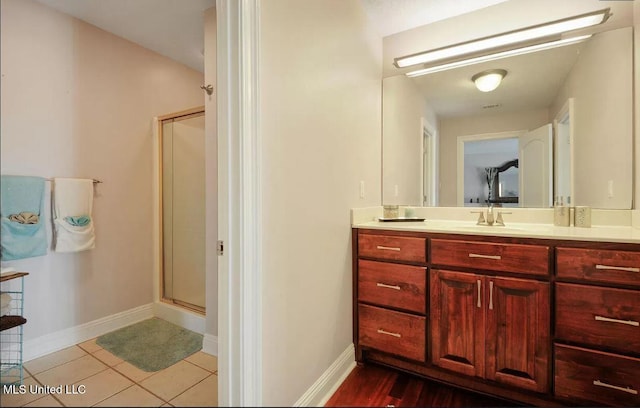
[326,363,521,407]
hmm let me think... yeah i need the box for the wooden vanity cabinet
[554,246,640,406]
[430,238,550,393]
[355,230,428,363]
[353,228,640,406]
[484,276,549,392]
[430,269,485,377]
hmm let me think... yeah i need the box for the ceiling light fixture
[405,35,591,78]
[394,8,609,69]
[472,69,507,92]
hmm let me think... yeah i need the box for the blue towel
[1,175,47,261]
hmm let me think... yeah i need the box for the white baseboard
[152,301,206,334]
[202,333,218,356]
[294,344,356,407]
[24,303,154,362]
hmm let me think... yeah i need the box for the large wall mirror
[382,23,633,209]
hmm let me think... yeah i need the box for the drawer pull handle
[376,245,401,252]
[477,280,481,308]
[593,380,638,395]
[376,282,401,291]
[595,264,640,273]
[594,315,640,327]
[469,253,501,260]
[377,329,401,338]
[489,281,494,310]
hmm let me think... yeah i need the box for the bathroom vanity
[352,219,640,406]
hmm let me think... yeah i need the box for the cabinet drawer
[556,283,640,354]
[557,247,640,287]
[358,233,426,263]
[358,260,426,314]
[555,344,640,406]
[358,304,425,362]
[431,239,549,276]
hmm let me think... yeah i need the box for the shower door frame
[157,106,206,315]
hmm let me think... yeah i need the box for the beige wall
[635,0,640,209]
[382,75,437,206]
[0,0,203,341]
[551,27,633,209]
[259,0,381,404]
[439,109,549,206]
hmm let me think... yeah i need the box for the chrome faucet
[471,204,510,226]
[486,204,495,225]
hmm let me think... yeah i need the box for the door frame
[421,118,438,206]
[553,98,574,205]
[217,0,262,406]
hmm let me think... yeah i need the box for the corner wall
[0,0,203,343]
[634,0,640,209]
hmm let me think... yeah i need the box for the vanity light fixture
[405,35,591,78]
[395,7,609,70]
[472,69,507,92]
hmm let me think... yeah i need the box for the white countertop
[354,220,640,243]
[351,207,640,244]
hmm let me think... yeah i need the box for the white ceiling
[360,0,509,37]
[35,0,508,73]
[32,0,607,121]
[36,0,215,72]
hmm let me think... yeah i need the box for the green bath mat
[96,318,203,372]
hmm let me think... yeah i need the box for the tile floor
[1,338,218,407]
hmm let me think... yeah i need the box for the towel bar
[45,178,102,184]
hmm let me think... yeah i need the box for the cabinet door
[485,277,550,392]
[430,269,485,377]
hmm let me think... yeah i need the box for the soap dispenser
[554,196,570,226]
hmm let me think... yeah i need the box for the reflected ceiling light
[394,8,609,69]
[472,69,507,92]
[405,35,591,78]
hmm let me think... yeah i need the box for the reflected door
[519,124,552,207]
[161,111,206,311]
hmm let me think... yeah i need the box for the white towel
[0,293,12,308]
[0,293,12,316]
[53,178,95,253]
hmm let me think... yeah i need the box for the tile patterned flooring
[1,338,218,407]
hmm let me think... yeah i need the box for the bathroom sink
[419,221,555,235]
[450,225,525,232]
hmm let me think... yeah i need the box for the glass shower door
[161,111,206,312]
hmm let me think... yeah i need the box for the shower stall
[159,109,206,313]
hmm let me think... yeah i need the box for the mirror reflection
[382,26,633,209]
